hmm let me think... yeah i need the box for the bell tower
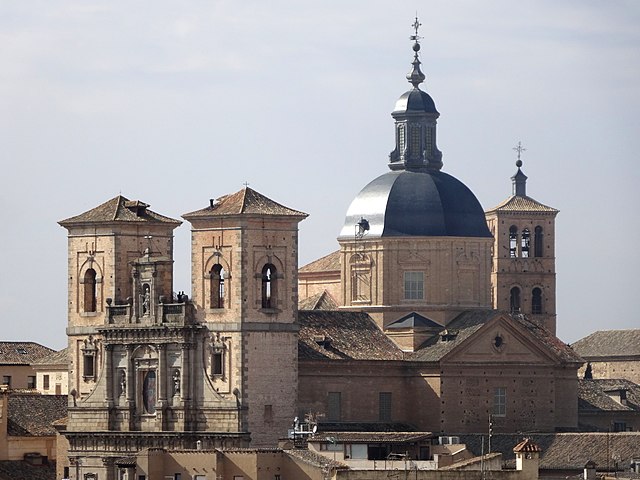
[183,186,307,446]
[60,196,250,480]
[485,143,559,334]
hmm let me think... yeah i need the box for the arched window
[532,287,543,314]
[142,370,157,414]
[210,264,225,309]
[84,268,97,312]
[510,287,521,313]
[521,228,530,258]
[534,226,544,257]
[509,226,518,258]
[261,264,277,309]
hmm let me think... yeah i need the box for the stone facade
[338,236,493,329]
[58,191,307,479]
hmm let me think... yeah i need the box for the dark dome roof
[393,88,438,115]
[339,170,492,239]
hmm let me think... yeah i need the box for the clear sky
[1,1,638,350]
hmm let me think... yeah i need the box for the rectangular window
[404,271,424,300]
[43,375,50,390]
[379,392,392,422]
[327,391,342,422]
[212,351,223,376]
[27,376,36,389]
[2,376,10,387]
[493,387,506,417]
[83,353,95,378]
[55,384,62,395]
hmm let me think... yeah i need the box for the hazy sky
[1,1,638,350]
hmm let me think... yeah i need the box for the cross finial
[410,15,422,44]
[513,141,526,167]
[243,181,250,188]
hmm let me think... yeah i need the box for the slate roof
[298,311,404,361]
[386,312,443,330]
[31,347,68,367]
[59,195,180,226]
[7,394,67,436]
[183,187,307,219]
[299,250,341,273]
[0,342,54,365]
[486,195,558,214]
[298,291,339,310]
[409,310,582,364]
[0,461,56,480]
[578,379,640,413]
[458,433,640,471]
[309,432,433,443]
[572,329,640,358]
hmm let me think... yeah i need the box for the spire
[388,17,443,172]
[511,141,528,196]
[406,16,425,88]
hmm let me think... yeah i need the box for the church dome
[339,24,490,241]
[393,89,438,115]
[338,169,491,239]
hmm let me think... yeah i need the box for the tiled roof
[298,311,404,361]
[318,422,417,432]
[458,433,640,470]
[513,438,542,453]
[571,329,640,358]
[59,195,181,226]
[408,310,495,362]
[513,314,583,364]
[409,311,582,364]
[486,195,558,214]
[183,187,307,219]
[7,393,67,436]
[0,461,56,480]
[285,448,348,470]
[0,342,55,365]
[299,290,339,310]
[578,379,640,413]
[309,432,432,443]
[299,250,341,273]
[31,347,68,367]
[472,432,640,470]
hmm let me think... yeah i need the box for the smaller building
[572,330,640,384]
[31,347,69,395]
[578,378,640,432]
[0,342,55,390]
[0,390,67,462]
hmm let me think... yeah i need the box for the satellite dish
[312,425,318,433]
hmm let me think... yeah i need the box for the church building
[57,21,582,480]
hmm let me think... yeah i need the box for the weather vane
[410,15,422,43]
[513,141,526,167]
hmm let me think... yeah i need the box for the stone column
[158,344,167,404]
[105,344,114,407]
[180,343,190,402]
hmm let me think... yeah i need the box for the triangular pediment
[441,313,561,365]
